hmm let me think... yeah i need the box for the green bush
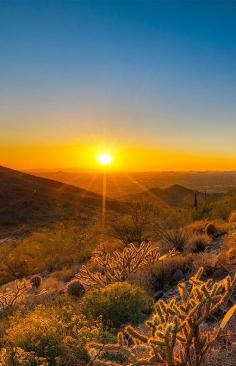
[81,282,151,329]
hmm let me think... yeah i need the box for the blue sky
[1,1,236,169]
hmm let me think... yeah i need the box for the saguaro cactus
[88,268,236,366]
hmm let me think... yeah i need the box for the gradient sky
[1,0,236,170]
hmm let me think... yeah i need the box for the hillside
[122,184,223,208]
[30,170,236,198]
[0,166,119,237]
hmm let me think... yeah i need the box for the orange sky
[1,143,236,172]
[1,2,236,173]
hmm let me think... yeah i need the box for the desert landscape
[0,1,235,365]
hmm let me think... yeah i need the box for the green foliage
[3,303,114,365]
[66,279,85,298]
[81,282,151,329]
[77,242,161,289]
[88,269,236,366]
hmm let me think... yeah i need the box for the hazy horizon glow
[1,1,236,171]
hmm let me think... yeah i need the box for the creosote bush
[3,302,114,365]
[66,279,85,298]
[88,268,236,366]
[81,281,151,329]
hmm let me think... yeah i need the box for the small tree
[109,200,158,245]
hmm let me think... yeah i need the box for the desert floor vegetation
[0,207,235,366]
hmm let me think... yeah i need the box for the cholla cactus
[77,242,161,288]
[0,279,31,311]
[87,268,236,366]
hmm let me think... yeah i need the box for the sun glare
[97,153,113,166]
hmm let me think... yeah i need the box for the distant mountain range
[123,184,223,208]
[30,170,236,197]
[0,166,233,238]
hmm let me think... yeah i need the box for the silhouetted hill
[0,166,119,237]
[123,184,223,208]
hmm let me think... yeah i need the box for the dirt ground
[206,316,236,366]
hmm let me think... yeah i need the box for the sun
[97,153,113,166]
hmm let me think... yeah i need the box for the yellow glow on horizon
[97,153,113,166]
[2,143,236,171]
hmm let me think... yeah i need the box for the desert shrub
[50,266,81,283]
[88,268,236,366]
[0,279,31,312]
[0,224,97,284]
[77,242,161,289]
[211,193,236,220]
[5,306,64,362]
[66,279,85,298]
[186,220,207,235]
[0,347,36,365]
[109,200,158,244]
[30,275,42,289]
[185,234,208,253]
[192,252,218,276]
[133,254,193,292]
[4,303,114,365]
[81,282,151,329]
[217,234,236,270]
[156,227,189,252]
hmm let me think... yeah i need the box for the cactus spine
[77,242,161,289]
[87,268,236,366]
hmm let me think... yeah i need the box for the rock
[172,269,184,283]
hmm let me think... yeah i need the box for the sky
[1,0,236,171]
